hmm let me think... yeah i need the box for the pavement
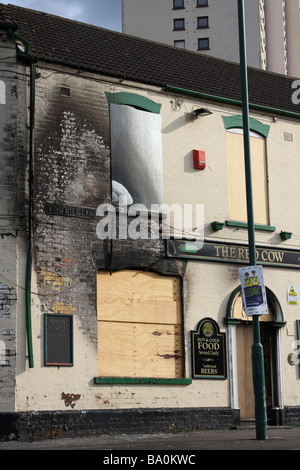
[0,425,300,456]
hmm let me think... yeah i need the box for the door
[261,323,279,410]
[236,322,278,420]
[236,324,255,419]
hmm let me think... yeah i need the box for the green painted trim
[211,221,224,231]
[224,318,242,325]
[105,92,161,114]
[225,220,276,232]
[7,27,30,56]
[224,285,286,325]
[222,115,270,138]
[266,286,285,324]
[224,285,241,324]
[280,231,292,240]
[272,321,287,328]
[164,85,300,120]
[94,377,192,385]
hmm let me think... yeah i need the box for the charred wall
[33,67,184,342]
[0,34,28,411]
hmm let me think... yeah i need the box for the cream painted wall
[184,260,300,409]
[16,295,99,412]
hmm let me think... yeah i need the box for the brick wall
[0,31,28,411]
[33,70,111,341]
[33,67,184,344]
[0,407,240,441]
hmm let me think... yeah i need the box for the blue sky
[2,0,122,31]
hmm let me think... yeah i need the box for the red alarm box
[193,150,206,170]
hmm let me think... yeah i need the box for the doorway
[261,322,279,411]
[227,286,284,422]
[236,321,279,420]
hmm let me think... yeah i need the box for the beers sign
[191,318,227,379]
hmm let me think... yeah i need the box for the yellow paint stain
[52,301,77,314]
[38,268,77,314]
[38,267,73,292]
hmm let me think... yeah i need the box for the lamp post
[237,0,268,440]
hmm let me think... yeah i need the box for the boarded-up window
[226,129,269,225]
[97,270,183,378]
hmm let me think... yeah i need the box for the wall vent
[60,86,71,97]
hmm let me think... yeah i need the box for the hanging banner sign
[287,285,298,305]
[238,265,268,316]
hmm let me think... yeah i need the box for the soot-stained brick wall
[0,33,28,411]
[33,68,184,342]
[33,70,111,341]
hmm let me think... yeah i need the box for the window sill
[225,220,276,232]
[94,377,192,385]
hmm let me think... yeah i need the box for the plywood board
[97,298,180,325]
[97,270,183,378]
[134,323,183,378]
[98,321,135,377]
[98,321,183,378]
[236,324,255,419]
[232,292,271,322]
[97,270,181,325]
[226,131,269,225]
[97,270,179,301]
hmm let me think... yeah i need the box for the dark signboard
[44,314,73,366]
[44,202,96,219]
[167,239,300,269]
[191,318,227,379]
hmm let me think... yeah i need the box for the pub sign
[191,318,227,379]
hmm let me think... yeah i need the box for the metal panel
[110,103,163,209]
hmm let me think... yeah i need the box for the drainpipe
[6,25,34,368]
[25,59,35,369]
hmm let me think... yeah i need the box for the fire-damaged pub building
[1,3,300,441]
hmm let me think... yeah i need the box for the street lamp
[237,0,268,441]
